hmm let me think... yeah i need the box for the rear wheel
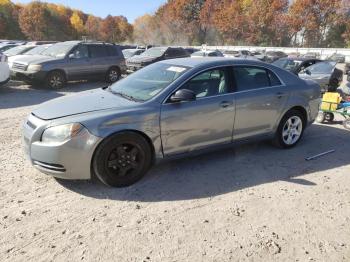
[316,112,325,123]
[273,110,305,148]
[324,112,334,122]
[106,67,121,83]
[93,132,152,187]
[46,71,66,89]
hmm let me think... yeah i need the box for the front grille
[12,62,27,71]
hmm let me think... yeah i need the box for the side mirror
[68,53,75,59]
[305,69,311,75]
[170,89,196,103]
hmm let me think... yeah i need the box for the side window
[70,45,88,59]
[233,67,270,91]
[106,45,119,56]
[179,68,229,98]
[89,45,108,58]
[167,49,176,58]
[268,70,281,86]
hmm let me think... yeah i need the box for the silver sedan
[23,58,321,187]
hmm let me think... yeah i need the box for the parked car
[345,63,350,75]
[298,61,343,92]
[10,41,125,88]
[265,51,288,63]
[3,45,36,57]
[184,47,200,54]
[251,51,267,61]
[301,52,319,59]
[222,50,259,60]
[273,58,322,75]
[287,52,300,58]
[23,58,321,187]
[327,53,346,63]
[191,50,224,57]
[26,41,58,45]
[126,47,189,73]
[122,48,145,59]
[8,44,53,68]
[0,54,10,86]
[0,44,20,53]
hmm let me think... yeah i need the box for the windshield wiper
[110,90,142,102]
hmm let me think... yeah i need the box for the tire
[106,67,121,83]
[328,79,339,92]
[316,112,325,123]
[273,109,305,148]
[93,132,152,187]
[343,119,350,130]
[324,112,334,122]
[45,71,66,89]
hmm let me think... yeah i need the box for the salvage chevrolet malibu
[23,58,321,187]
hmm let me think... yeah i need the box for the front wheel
[273,110,305,148]
[93,132,152,187]
[46,71,66,89]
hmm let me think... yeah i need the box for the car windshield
[41,43,74,58]
[307,61,336,74]
[4,45,34,56]
[0,45,16,52]
[25,45,50,55]
[273,59,301,70]
[140,47,167,57]
[122,49,138,59]
[109,63,190,102]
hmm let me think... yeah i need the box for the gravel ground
[1,80,350,262]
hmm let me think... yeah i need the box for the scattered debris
[305,150,335,161]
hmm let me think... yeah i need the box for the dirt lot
[1,80,350,262]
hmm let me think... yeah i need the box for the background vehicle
[23,58,320,187]
[287,52,300,58]
[184,47,200,54]
[126,46,189,73]
[265,51,288,63]
[222,50,258,60]
[0,54,10,86]
[3,45,37,57]
[8,44,53,68]
[122,48,145,59]
[301,52,320,59]
[191,50,223,57]
[10,41,125,89]
[0,44,20,53]
[273,57,321,74]
[298,61,343,92]
[327,53,346,63]
[251,51,267,61]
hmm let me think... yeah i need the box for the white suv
[0,54,10,86]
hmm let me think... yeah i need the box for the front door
[232,66,290,140]
[160,67,235,156]
[65,44,90,80]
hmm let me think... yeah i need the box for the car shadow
[0,81,107,109]
[57,124,350,202]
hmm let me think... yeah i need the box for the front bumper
[23,114,102,180]
[11,69,47,83]
[126,63,143,73]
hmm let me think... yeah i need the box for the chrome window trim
[162,63,286,104]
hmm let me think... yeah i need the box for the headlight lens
[27,64,42,72]
[41,123,84,143]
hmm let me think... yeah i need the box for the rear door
[88,44,110,78]
[232,66,289,140]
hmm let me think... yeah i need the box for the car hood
[32,88,137,120]
[127,55,158,63]
[12,55,59,65]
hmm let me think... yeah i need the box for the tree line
[0,0,133,43]
[0,0,350,48]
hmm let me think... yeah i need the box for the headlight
[27,64,42,72]
[41,123,84,143]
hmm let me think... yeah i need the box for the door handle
[220,101,232,108]
[276,92,286,98]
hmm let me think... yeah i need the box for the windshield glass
[273,59,301,70]
[307,61,336,74]
[140,47,167,57]
[25,45,50,55]
[110,63,190,101]
[4,46,32,56]
[41,43,74,58]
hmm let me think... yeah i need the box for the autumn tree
[0,0,24,39]
[70,11,85,38]
[18,1,51,40]
[100,15,132,43]
[85,15,101,40]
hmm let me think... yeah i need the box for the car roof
[160,57,268,68]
